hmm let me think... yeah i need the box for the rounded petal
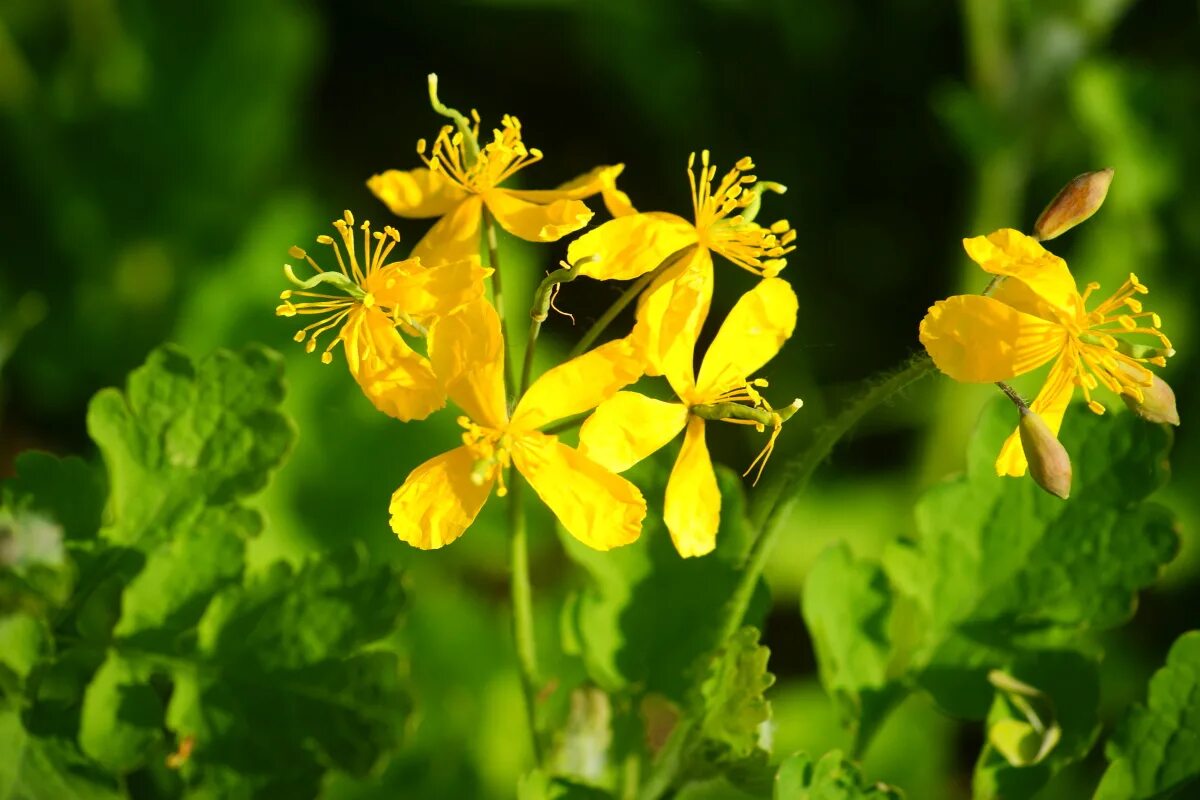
[695,277,798,399]
[512,339,643,431]
[342,306,444,421]
[484,189,593,242]
[429,298,508,428]
[632,249,714,391]
[566,212,697,281]
[389,445,492,549]
[995,353,1077,477]
[368,256,490,321]
[919,294,1067,383]
[513,432,645,551]
[504,164,625,203]
[411,195,483,266]
[663,417,721,558]
[367,167,469,219]
[578,391,688,473]
[963,229,1081,321]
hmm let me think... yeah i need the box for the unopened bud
[1120,370,1180,426]
[1033,168,1114,241]
[1018,408,1072,500]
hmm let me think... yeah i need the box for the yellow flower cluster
[275,87,802,558]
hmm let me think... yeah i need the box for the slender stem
[721,354,937,645]
[565,244,695,361]
[508,471,544,765]
[521,266,578,395]
[481,206,516,408]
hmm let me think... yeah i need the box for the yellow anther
[1088,400,1106,414]
[288,245,306,259]
[343,210,354,226]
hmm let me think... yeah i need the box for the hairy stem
[508,472,544,765]
[481,207,516,408]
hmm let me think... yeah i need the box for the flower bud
[1018,408,1072,499]
[1033,168,1114,241]
[1122,372,1180,426]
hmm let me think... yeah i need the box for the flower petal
[566,212,697,281]
[963,229,1081,321]
[663,417,721,558]
[995,353,1077,477]
[511,338,643,431]
[919,294,1067,383]
[513,432,645,551]
[632,249,714,391]
[342,306,444,421]
[389,445,492,549]
[368,256,490,321]
[695,277,798,399]
[484,189,593,242]
[367,167,469,219]
[411,195,483,266]
[578,391,688,473]
[429,298,508,428]
[505,164,625,203]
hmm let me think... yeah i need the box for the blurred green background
[1,0,1197,797]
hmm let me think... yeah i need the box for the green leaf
[78,652,163,773]
[0,711,123,800]
[886,400,1177,717]
[86,344,293,549]
[1095,630,1200,799]
[1,453,105,542]
[697,627,775,764]
[518,768,614,800]
[802,543,902,752]
[562,461,766,701]
[773,750,904,799]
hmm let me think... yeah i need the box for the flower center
[687,150,795,276]
[418,114,543,194]
[275,212,401,363]
[459,416,512,496]
[1070,272,1173,413]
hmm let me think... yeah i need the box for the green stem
[718,353,935,644]
[521,265,578,395]
[508,471,544,766]
[565,244,695,361]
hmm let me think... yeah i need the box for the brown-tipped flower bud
[1018,408,1072,500]
[1122,372,1181,426]
[1033,168,1115,241]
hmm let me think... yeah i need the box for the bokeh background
[1,0,1198,797]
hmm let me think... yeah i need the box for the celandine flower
[389,298,647,550]
[920,228,1175,476]
[276,210,488,421]
[578,278,800,557]
[566,151,795,379]
[367,113,628,265]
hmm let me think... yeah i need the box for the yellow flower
[566,150,795,378]
[578,278,800,557]
[367,113,628,265]
[276,210,488,421]
[919,228,1174,476]
[389,298,647,550]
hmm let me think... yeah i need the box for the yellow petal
[632,249,714,390]
[963,229,1081,321]
[566,212,697,281]
[389,445,492,549]
[483,189,593,242]
[695,277,798,399]
[411,195,483,266]
[367,256,490,321]
[578,391,688,473]
[995,353,1077,477]
[367,167,469,219]
[663,417,721,558]
[341,306,443,421]
[429,298,508,428]
[505,164,625,203]
[919,294,1067,383]
[511,338,643,431]
[513,432,645,551]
